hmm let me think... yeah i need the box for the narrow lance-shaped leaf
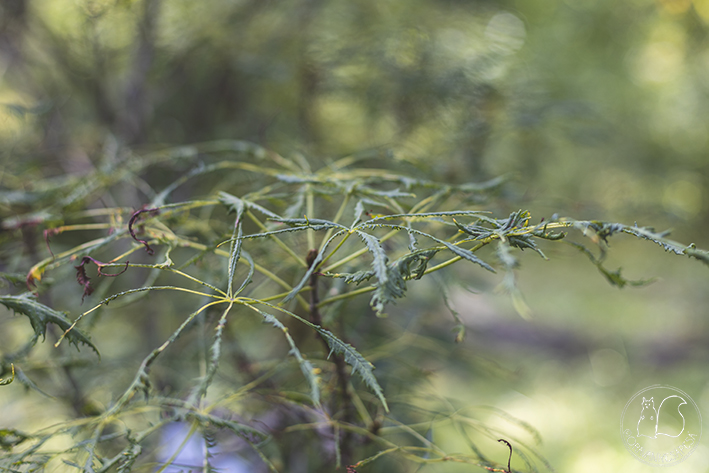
[239,197,284,221]
[319,327,389,412]
[495,241,532,320]
[233,250,255,296]
[351,198,390,227]
[240,224,339,240]
[185,410,269,440]
[354,230,389,291]
[496,240,518,269]
[368,223,495,273]
[621,224,688,255]
[255,301,389,412]
[248,305,321,407]
[283,187,306,219]
[273,217,348,229]
[190,303,235,403]
[219,192,246,296]
[282,230,347,303]
[228,214,243,297]
[366,210,489,223]
[355,186,415,199]
[568,241,655,288]
[152,161,211,207]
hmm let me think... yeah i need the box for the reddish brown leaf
[128,207,160,255]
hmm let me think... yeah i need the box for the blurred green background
[2,0,709,471]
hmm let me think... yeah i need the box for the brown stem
[307,249,354,466]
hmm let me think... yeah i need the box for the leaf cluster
[0,141,706,472]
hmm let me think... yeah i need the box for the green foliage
[1,1,708,470]
[0,139,707,472]
[0,293,98,354]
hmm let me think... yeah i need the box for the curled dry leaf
[74,256,129,303]
[128,207,160,255]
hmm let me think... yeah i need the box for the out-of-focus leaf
[0,428,31,451]
[569,242,656,288]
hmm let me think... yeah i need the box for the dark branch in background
[306,248,355,466]
[117,0,161,144]
[296,0,325,146]
[87,3,115,128]
[128,207,160,254]
[0,0,27,69]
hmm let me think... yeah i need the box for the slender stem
[319,231,352,267]
[138,235,310,310]
[318,286,375,308]
[257,286,311,303]
[422,255,462,274]
[51,223,113,232]
[306,184,315,250]
[319,192,350,253]
[246,210,307,268]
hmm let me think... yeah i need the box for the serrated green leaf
[356,187,415,199]
[339,269,375,284]
[319,328,388,412]
[568,241,656,288]
[220,192,283,221]
[282,230,346,303]
[354,230,389,289]
[254,301,389,412]
[275,174,320,184]
[622,224,686,254]
[218,191,245,216]
[115,443,141,473]
[274,217,347,229]
[186,411,269,440]
[283,188,306,219]
[0,293,98,356]
[370,249,439,315]
[367,210,488,223]
[241,224,337,239]
[256,309,321,407]
[430,234,495,273]
[352,198,390,226]
[357,223,495,274]
[219,194,245,297]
